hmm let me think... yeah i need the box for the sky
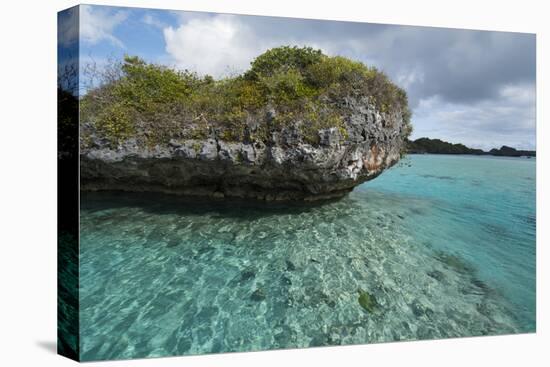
[59,4,536,150]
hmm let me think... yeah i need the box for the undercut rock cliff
[81,96,408,201]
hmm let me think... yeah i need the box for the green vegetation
[407,138,484,155]
[489,145,536,157]
[81,46,412,148]
[407,137,536,157]
[357,288,379,313]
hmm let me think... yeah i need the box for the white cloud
[499,83,536,106]
[159,11,535,149]
[412,83,536,150]
[163,15,270,77]
[80,5,127,48]
[142,14,167,30]
[162,14,342,77]
[396,68,425,90]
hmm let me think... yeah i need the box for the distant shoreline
[407,152,535,159]
[407,137,536,157]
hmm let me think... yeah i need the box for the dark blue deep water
[79,154,536,361]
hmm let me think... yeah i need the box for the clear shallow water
[79,154,536,361]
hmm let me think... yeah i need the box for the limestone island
[80,46,412,201]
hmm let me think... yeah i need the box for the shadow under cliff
[80,190,351,219]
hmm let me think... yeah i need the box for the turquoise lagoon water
[79,154,536,361]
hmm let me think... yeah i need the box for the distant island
[407,138,536,157]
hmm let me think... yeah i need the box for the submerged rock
[251,288,266,302]
[427,270,445,281]
[285,260,296,271]
[239,269,256,283]
[435,252,474,275]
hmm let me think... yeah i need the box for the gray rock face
[80,96,408,201]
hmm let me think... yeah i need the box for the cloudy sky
[61,4,536,150]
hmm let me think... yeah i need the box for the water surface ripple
[79,154,536,361]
